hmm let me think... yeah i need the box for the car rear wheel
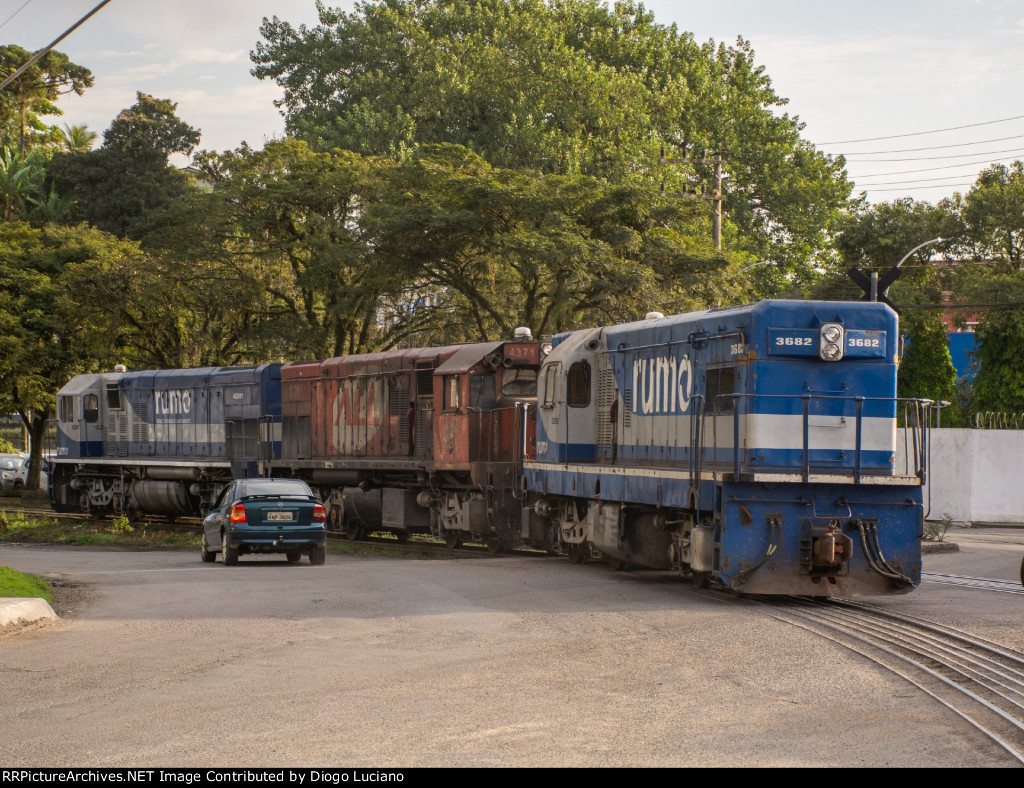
[286,551,301,563]
[222,533,239,566]
[200,533,216,563]
[309,545,326,566]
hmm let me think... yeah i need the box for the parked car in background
[200,478,327,566]
[0,454,25,491]
[14,457,50,492]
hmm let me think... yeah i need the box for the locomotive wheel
[221,533,239,566]
[444,532,462,550]
[393,531,409,544]
[606,556,628,571]
[486,539,505,555]
[691,571,709,589]
[286,552,301,563]
[568,545,586,564]
[343,524,366,542]
[200,534,216,563]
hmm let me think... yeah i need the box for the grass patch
[0,509,199,549]
[0,510,452,559]
[0,566,53,603]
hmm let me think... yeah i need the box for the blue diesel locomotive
[50,364,282,517]
[521,300,930,596]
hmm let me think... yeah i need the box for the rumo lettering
[632,354,692,414]
[155,389,193,416]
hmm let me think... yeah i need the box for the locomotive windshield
[502,368,537,397]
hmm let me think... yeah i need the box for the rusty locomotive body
[273,337,541,550]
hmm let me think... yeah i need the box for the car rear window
[241,480,312,498]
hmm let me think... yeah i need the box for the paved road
[1,529,1022,768]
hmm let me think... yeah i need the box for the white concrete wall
[906,428,1024,526]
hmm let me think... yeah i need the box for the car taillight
[313,504,326,523]
[229,503,247,523]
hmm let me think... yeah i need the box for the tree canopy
[0,45,93,153]
[252,0,851,274]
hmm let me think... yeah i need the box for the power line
[852,174,979,187]
[841,134,1024,156]
[0,0,34,32]
[849,155,1023,179]
[844,146,1024,163]
[856,183,975,193]
[0,0,113,92]
[820,114,1024,145]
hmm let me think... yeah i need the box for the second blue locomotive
[51,364,281,517]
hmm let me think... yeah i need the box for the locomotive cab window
[105,383,122,410]
[567,361,591,408]
[470,375,497,410]
[705,367,737,413]
[83,394,99,423]
[444,375,460,412]
[59,396,74,423]
[540,363,560,408]
[501,368,537,397]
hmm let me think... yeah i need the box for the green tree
[959,273,1024,415]
[896,311,964,426]
[0,145,72,226]
[0,45,93,153]
[947,161,1024,272]
[46,94,200,240]
[211,139,396,358]
[0,222,141,487]
[102,93,201,162]
[252,0,850,275]
[365,144,735,341]
[58,123,98,153]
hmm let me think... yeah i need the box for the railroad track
[923,571,1024,595]
[749,596,1024,765]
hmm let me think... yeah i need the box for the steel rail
[750,596,1024,765]
[923,571,1024,595]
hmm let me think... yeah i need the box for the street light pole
[848,236,945,312]
[896,237,944,270]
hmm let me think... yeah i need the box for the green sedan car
[201,478,328,566]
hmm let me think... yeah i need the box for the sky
[4,0,1024,205]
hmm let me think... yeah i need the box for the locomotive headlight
[820,323,844,361]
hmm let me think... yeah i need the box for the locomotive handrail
[709,392,933,484]
[603,330,745,354]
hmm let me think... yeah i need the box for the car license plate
[267,511,295,522]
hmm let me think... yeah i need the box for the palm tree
[60,123,97,153]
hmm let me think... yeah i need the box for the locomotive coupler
[812,522,854,567]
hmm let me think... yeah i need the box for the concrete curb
[0,597,57,628]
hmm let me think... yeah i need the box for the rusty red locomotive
[272,332,541,551]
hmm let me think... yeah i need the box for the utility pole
[660,146,724,250]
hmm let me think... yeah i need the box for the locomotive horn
[503,356,514,368]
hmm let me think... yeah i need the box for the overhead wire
[0,0,34,32]
[821,114,1024,145]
